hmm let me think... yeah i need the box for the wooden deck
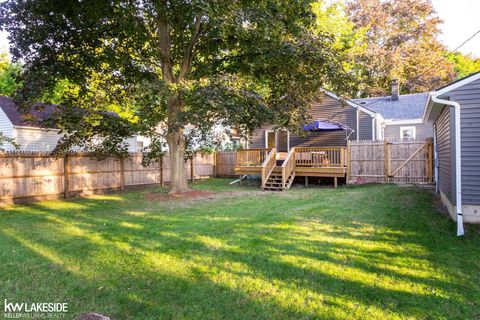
[235,147,348,190]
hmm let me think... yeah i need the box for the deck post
[239,174,242,185]
[305,176,309,188]
[334,177,338,189]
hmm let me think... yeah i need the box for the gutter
[431,95,464,236]
[13,125,61,132]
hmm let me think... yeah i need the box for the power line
[415,29,480,86]
[360,28,480,107]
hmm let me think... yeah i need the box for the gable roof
[423,71,480,122]
[353,93,428,120]
[434,71,480,97]
[0,96,57,128]
[322,90,378,117]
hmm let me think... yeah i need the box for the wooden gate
[348,139,433,184]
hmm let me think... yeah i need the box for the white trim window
[264,130,290,151]
[400,126,416,140]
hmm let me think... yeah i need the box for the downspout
[431,95,464,236]
[433,123,439,194]
[356,109,360,141]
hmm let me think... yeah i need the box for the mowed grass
[1,179,480,320]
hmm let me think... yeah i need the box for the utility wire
[416,29,480,87]
[360,28,480,107]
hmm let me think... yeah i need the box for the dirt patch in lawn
[146,190,216,202]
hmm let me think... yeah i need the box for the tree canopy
[0,0,352,192]
[0,51,21,96]
[345,0,455,96]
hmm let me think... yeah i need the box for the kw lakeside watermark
[3,299,68,319]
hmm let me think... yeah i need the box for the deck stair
[262,167,295,191]
[235,146,347,190]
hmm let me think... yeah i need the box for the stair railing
[281,148,296,189]
[261,148,277,188]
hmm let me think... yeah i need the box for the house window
[400,126,416,140]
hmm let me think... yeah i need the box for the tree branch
[156,15,175,83]
[177,14,203,81]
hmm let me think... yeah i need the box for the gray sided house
[354,81,433,141]
[424,72,480,229]
[248,91,380,151]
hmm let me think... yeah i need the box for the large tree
[0,51,21,96]
[448,52,480,79]
[1,0,350,193]
[346,0,454,96]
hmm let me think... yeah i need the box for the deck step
[262,172,295,191]
[262,187,283,191]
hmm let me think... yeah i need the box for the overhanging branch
[177,14,203,81]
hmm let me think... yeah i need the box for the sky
[431,0,480,57]
[1,1,480,58]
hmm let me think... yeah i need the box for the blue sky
[1,1,479,57]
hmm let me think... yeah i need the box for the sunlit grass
[1,179,480,319]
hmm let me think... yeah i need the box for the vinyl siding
[249,95,370,148]
[435,106,454,204]
[358,111,373,140]
[447,78,480,205]
[384,122,433,140]
[13,127,62,151]
[12,127,143,152]
[0,107,15,150]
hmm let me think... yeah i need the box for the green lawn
[1,179,480,320]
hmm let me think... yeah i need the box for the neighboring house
[0,96,147,152]
[423,71,480,232]
[354,80,433,141]
[248,90,380,151]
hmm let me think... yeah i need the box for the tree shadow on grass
[1,184,480,319]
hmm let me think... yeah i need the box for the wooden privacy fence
[0,141,434,202]
[348,139,433,184]
[214,151,237,176]
[0,152,214,202]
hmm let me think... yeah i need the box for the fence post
[384,140,391,183]
[119,155,125,191]
[190,158,194,182]
[160,155,164,186]
[346,142,351,184]
[213,152,217,177]
[63,154,70,198]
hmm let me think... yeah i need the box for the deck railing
[236,149,270,167]
[261,148,277,188]
[281,148,296,189]
[295,147,347,167]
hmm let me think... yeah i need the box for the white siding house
[0,96,147,152]
[0,104,15,150]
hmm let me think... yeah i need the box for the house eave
[12,125,61,132]
[384,118,423,125]
[321,89,379,118]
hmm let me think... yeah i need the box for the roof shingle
[0,96,57,128]
[353,93,428,120]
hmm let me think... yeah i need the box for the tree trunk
[167,129,189,194]
[166,95,189,194]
